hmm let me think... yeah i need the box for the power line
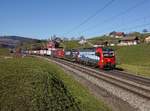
[79,0,147,34]
[118,22,150,31]
[95,15,150,30]
[63,0,115,35]
[102,15,150,32]
[92,22,150,36]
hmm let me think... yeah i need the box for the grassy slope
[0,48,10,56]
[62,36,119,50]
[89,36,119,44]
[115,44,150,77]
[0,57,111,111]
[62,40,80,50]
[62,40,93,50]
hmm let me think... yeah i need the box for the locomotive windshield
[102,48,114,57]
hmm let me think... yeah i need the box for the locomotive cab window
[102,48,114,58]
[103,51,114,57]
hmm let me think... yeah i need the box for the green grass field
[115,44,150,77]
[0,57,111,111]
[0,48,10,57]
[62,40,93,50]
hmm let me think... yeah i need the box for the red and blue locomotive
[95,47,115,69]
[65,47,116,69]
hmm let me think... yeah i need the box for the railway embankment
[115,44,150,77]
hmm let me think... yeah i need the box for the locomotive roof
[102,47,114,51]
[79,47,96,52]
[79,47,113,51]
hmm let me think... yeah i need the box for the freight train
[25,47,116,69]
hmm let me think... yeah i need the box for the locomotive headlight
[102,59,104,63]
[112,53,115,56]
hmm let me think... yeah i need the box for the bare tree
[63,37,69,41]
[143,29,148,33]
[71,37,75,40]
[79,36,85,40]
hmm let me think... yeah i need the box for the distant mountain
[0,36,40,48]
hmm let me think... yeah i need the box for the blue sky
[0,0,150,39]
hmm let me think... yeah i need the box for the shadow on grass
[115,67,124,71]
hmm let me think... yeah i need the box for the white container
[40,50,44,55]
[43,50,47,55]
[46,50,51,56]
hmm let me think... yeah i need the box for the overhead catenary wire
[109,15,150,31]
[87,22,150,37]
[79,0,148,34]
[89,15,150,35]
[118,22,150,31]
[63,0,115,35]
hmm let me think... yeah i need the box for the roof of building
[145,36,150,40]
[115,32,125,36]
[109,32,125,36]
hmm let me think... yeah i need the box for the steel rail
[107,70,150,86]
[60,57,150,87]
[50,57,150,99]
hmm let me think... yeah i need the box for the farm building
[145,36,150,43]
[78,39,87,45]
[109,32,125,38]
[118,36,139,46]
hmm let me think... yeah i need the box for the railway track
[107,70,150,87]
[49,57,150,100]
[59,57,150,87]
